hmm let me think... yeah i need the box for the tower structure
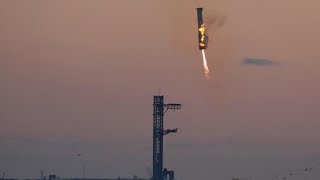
[152,96,181,180]
[40,170,44,180]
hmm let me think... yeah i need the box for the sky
[1,0,320,180]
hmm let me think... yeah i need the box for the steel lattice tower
[152,96,181,180]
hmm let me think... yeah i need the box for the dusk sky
[1,1,320,180]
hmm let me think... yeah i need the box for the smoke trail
[201,49,210,79]
[205,15,227,31]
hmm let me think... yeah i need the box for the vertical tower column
[152,96,181,180]
[153,96,164,180]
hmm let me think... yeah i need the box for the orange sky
[1,1,320,180]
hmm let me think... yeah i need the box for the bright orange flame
[199,24,206,44]
[201,49,210,79]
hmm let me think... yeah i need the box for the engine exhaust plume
[201,49,210,79]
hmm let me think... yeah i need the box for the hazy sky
[1,1,320,180]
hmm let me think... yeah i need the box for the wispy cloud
[242,58,279,66]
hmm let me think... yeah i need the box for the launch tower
[152,96,181,180]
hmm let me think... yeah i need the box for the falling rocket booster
[196,8,210,79]
[197,8,207,50]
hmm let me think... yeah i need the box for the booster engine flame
[201,49,210,79]
[199,24,206,48]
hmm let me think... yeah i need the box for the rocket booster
[197,8,204,31]
[196,8,207,50]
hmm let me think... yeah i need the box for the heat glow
[199,24,206,48]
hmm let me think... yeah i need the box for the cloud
[242,58,279,66]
